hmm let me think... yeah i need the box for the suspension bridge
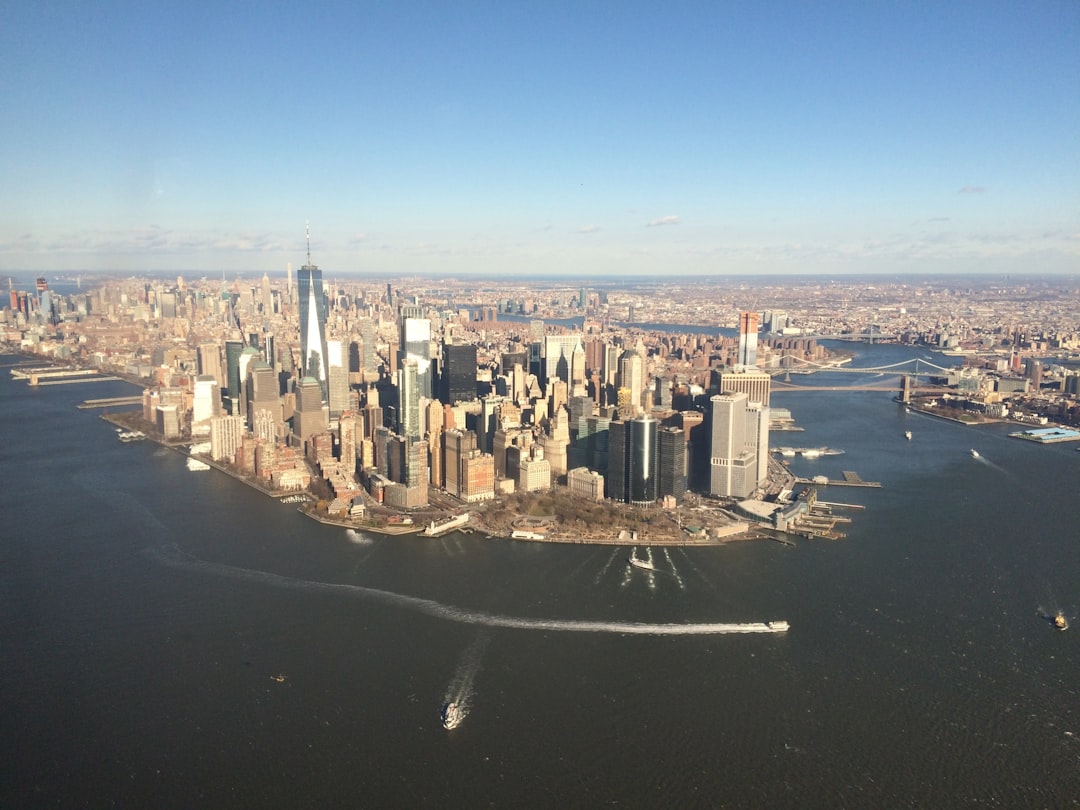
[769,356,954,397]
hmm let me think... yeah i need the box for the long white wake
[442,631,491,728]
[148,545,787,636]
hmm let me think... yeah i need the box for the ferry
[1053,611,1069,631]
[970,449,980,458]
[441,702,464,730]
[628,555,656,572]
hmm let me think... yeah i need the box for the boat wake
[147,544,785,636]
[441,631,491,729]
[344,528,374,546]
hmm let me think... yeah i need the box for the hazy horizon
[3,3,1077,276]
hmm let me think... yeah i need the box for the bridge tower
[900,374,911,404]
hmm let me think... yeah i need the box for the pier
[78,396,143,409]
[795,471,882,488]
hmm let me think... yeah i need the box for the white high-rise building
[709,392,756,498]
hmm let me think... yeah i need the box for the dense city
[4,269,1079,543]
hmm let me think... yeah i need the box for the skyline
[2,2,1078,276]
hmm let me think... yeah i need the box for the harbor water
[1,345,1078,808]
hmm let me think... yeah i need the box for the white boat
[765,621,790,632]
[441,702,465,730]
[904,431,912,440]
[970,449,980,458]
[628,555,656,572]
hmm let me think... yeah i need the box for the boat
[970,449,980,458]
[765,621,790,632]
[441,702,464,730]
[904,431,912,440]
[628,555,656,572]
[270,674,287,683]
[1053,611,1069,631]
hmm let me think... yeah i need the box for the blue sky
[2,1,1077,276]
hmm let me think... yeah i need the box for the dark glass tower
[658,426,687,503]
[441,344,478,404]
[607,419,629,501]
[629,414,658,505]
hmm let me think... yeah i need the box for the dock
[795,471,881,488]
[78,396,143,409]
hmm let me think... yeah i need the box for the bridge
[768,356,953,399]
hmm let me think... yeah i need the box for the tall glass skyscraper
[298,256,329,403]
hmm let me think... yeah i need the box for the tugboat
[441,701,464,730]
[1053,611,1069,631]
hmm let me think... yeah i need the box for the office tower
[237,347,260,426]
[224,339,244,412]
[358,318,377,375]
[460,450,495,502]
[192,376,219,436]
[618,349,644,416]
[400,315,432,398]
[441,343,478,404]
[584,413,611,472]
[297,231,329,402]
[607,419,629,501]
[248,361,281,439]
[443,429,476,498]
[293,376,328,444]
[717,368,772,406]
[398,358,421,440]
[709,392,756,498]
[654,375,672,408]
[478,394,505,454]
[737,311,760,368]
[197,343,223,387]
[326,340,349,419]
[746,401,770,486]
[501,349,528,375]
[628,414,659,505]
[570,343,586,396]
[518,446,552,492]
[658,426,687,503]
[543,334,583,387]
[263,334,276,370]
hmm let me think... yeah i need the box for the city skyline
[2,3,1077,276]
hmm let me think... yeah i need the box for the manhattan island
[5,267,1080,544]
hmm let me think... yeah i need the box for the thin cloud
[575,224,601,234]
[647,215,680,227]
[959,186,987,194]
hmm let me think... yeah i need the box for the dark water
[2,349,1078,808]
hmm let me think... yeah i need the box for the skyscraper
[709,392,757,498]
[737,311,760,368]
[400,315,432,399]
[657,426,687,503]
[628,414,659,505]
[717,368,771,406]
[441,343,478,404]
[397,358,421,440]
[297,228,329,402]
